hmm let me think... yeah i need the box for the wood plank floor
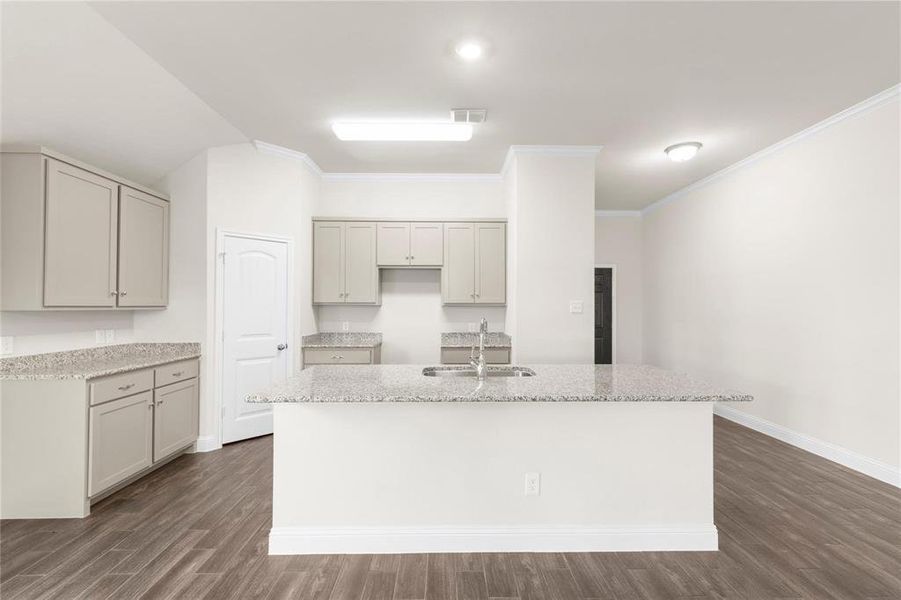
[2,416,899,599]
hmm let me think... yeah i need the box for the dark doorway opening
[594,268,613,364]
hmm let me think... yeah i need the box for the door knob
[277,344,288,351]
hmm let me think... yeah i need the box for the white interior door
[221,235,289,444]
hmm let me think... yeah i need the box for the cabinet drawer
[154,359,199,387]
[440,348,511,365]
[90,369,154,406]
[303,348,373,365]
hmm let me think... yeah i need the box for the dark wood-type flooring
[2,416,900,599]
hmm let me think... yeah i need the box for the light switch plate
[569,301,584,314]
[342,321,349,332]
[525,472,540,496]
[0,336,13,355]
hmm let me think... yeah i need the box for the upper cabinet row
[2,150,170,310]
[313,220,506,306]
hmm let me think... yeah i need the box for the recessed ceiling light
[332,121,473,142]
[455,40,484,61]
[665,142,703,162]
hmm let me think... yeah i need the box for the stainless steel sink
[422,366,536,378]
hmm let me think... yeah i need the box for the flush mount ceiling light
[665,141,703,162]
[454,39,484,61]
[332,121,473,142]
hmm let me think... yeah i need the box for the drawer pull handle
[171,371,183,377]
[118,384,134,391]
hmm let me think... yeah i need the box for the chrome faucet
[470,317,489,380]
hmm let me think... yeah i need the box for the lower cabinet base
[88,443,194,507]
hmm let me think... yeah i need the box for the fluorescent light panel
[332,121,473,142]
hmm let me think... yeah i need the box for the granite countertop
[302,332,382,349]
[441,332,512,349]
[0,343,201,381]
[247,364,753,404]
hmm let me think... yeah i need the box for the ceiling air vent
[451,109,487,123]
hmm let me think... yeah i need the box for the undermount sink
[422,366,536,378]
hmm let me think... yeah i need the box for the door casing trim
[214,228,295,447]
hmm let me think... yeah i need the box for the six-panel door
[88,391,153,497]
[153,379,199,462]
[43,159,119,307]
[117,187,170,307]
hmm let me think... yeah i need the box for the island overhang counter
[248,364,752,555]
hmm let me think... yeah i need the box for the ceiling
[7,2,900,209]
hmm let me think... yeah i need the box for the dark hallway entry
[595,268,613,364]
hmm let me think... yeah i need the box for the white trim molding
[595,210,641,218]
[191,435,221,454]
[321,172,502,184]
[268,524,718,555]
[502,144,603,178]
[643,84,900,216]
[715,405,901,488]
[252,140,323,176]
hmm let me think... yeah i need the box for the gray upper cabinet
[43,159,119,307]
[442,222,506,305]
[118,187,170,307]
[377,222,443,267]
[442,223,476,303]
[313,221,379,304]
[1,148,170,310]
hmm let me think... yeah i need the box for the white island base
[269,401,716,555]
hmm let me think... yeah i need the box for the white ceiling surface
[0,2,247,185]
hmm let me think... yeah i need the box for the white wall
[507,151,597,363]
[0,311,135,356]
[595,215,643,364]
[642,95,900,476]
[316,177,507,361]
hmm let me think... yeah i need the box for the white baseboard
[714,405,900,488]
[268,525,718,555]
[191,435,221,453]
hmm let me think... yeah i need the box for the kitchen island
[248,364,751,555]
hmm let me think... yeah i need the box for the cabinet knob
[277,344,287,351]
[110,291,119,296]
[157,400,164,406]
[410,256,415,260]
[120,291,127,297]
[148,403,153,410]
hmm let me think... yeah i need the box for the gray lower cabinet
[153,379,199,462]
[440,348,511,365]
[89,391,154,497]
[303,347,381,366]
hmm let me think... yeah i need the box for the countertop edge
[0,352,202,381]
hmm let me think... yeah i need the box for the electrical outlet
[525,472,540,496]
[341,321,349,332]
[569,301,583,314]
[0,336,13,356]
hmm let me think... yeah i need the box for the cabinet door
[313,222,345,303]
[153,379,199,462]
[410,222,443,266]
[88,391,153,496]
[344,222,378,303]
[475,223,506,304]
[442,223,475,304]
[43,159,118,307]
[117,187,169,307]
[377,222,410,266]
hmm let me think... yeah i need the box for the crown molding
[252,140,323,175]
[501,145,604,178]
[642,84,901,216]
[595,210,642,218]
[321,172,502,183]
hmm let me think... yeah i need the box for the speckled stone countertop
[302,333,382,348]
[0,343,201,381]
[441,332,512,349]
[247,364,752,403]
